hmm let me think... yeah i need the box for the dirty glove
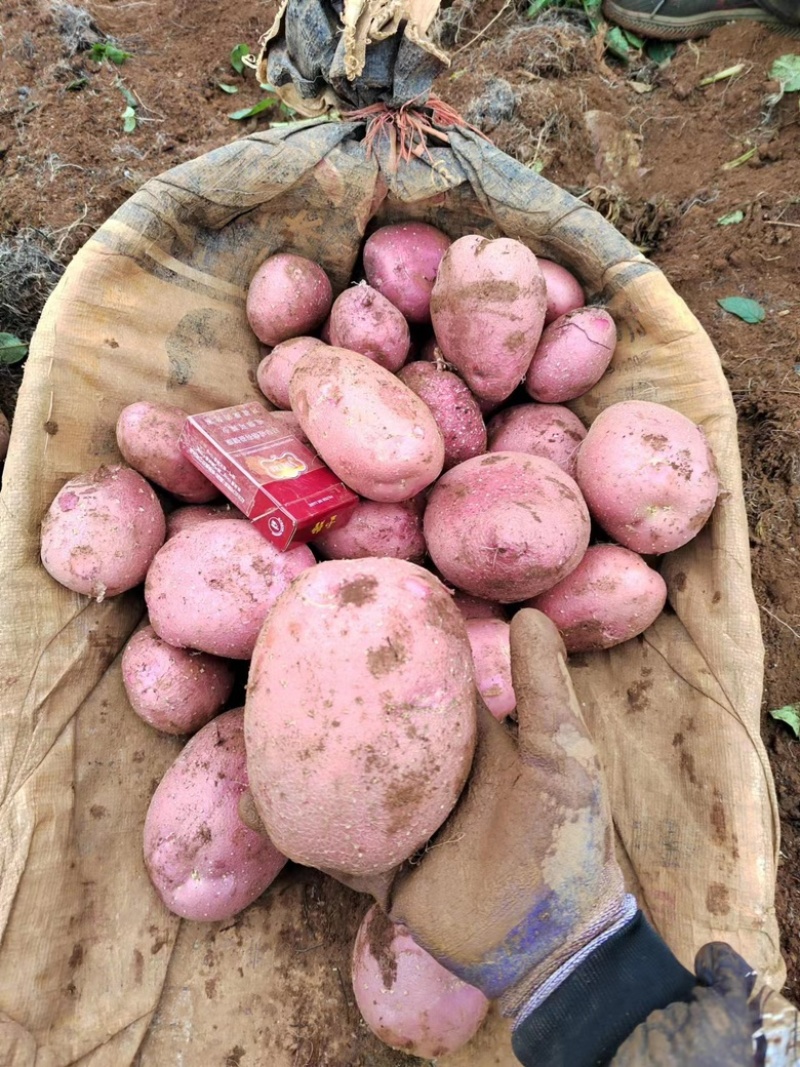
[385,608,699,1066]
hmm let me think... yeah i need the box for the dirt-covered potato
[165,504,246,539]
[430,235,547,404]
[145,519,315,659]
[424,452,591,603]
[352,905,489,1058]
[311,497,426,562]
[576,400,720,554]
[362,221,452,324]
[289,346,445,502]
[525,307,617,404]
[256,336,327,410]
[143,708,287,921]
[246,253,332,346]
[538,258,586,324]
[122,624,235,735]
[526,544,668,652]
[328,282,411,372]
[397,361,487,470]
[486,403,587,480]
[116,401,218,503]
[244,558,477,877]
[41,464,166,600]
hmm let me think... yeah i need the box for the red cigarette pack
[179,401,358,551]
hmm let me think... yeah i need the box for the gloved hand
[387,607,634,1014]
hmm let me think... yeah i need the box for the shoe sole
[602,1,800,38]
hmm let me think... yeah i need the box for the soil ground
[1,0,799,1039]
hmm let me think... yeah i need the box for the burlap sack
[0,7,790,1063]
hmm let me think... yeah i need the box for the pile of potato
[38,223,719,1058]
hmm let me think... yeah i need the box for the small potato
[538,259,586,324]
[245,558,477,877]
[430,235,547,404]
[487,403,587,480]
[246,253,333,346]
[312,497,426,562]
[289,346,444,503]
[526,544,668,652]
[41,464,165,600]
[352,905,489,1059]
[362,221,452,324]
[256,336,326,409]
[122,624,235,734]
[525,307,617,404]
[576,400,720,555]
[143,708,287,921]
[165,504,246,540]
[424,452,591,603]
[397,362,487,470]
[145,519,315,659]
[116,401,218,503]
[465,618,514,720]
[329,283,411,373]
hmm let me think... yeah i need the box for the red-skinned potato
[451,591,507,622]
[487,403,587,480]
[329,282,410,373]
[538,258,586,324]
[430,235,547,404]
[576,400,720,554]
[424,452,591,603]
[116,401,218,503]
[362,221,452,324]
[289,346,445,502]
[465,618,514,720]
[397,361,487,470]
[145,519,315,659]
[41,464,165,600]
[244,558,477,877]
[246,253,332,346]
[312,497,426,562]
[525,307,617,404]
[165,503,246,539]
[256,336,326,410]
[122,625,235,735]
[352,905,489,1058]
[526,544,667,652]
[143,708,287,921]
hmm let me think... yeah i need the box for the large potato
[526,544,667,652]
[525,307,617,404]
[116,401,218,503]
[397,361,487,470]
[143,708,287,921]
[289,346,445,502]
[246,253,332,346]
[244,558,477,877]
[576,400,720,554]
[424,452,591,603]
[145,519,315,659]
[486,403,587,480]
[352,905,489,1058]
[430,235,547,404]
[329,283,411,373]
[311,497,426,562]
[41,464,165,600]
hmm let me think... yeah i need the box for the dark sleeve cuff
[511,910,696,1067]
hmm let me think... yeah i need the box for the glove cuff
[510,909,696,1067]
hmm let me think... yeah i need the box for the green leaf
[116,79,138,108]
[606,26,635,63]
[89,41,133,65]
[217,82,239,94]
[122,105,137,133]
[717,209,745,226]
[646,41,676,66]
[622,29,645,48]
[769,54,800,92]
[717,296,765,323]
[770,705,800,738]
[526,0,552,16]
[230,42,250,75]
[66,77,88,91]
[228,96,276,121]
[0,333,28,364]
